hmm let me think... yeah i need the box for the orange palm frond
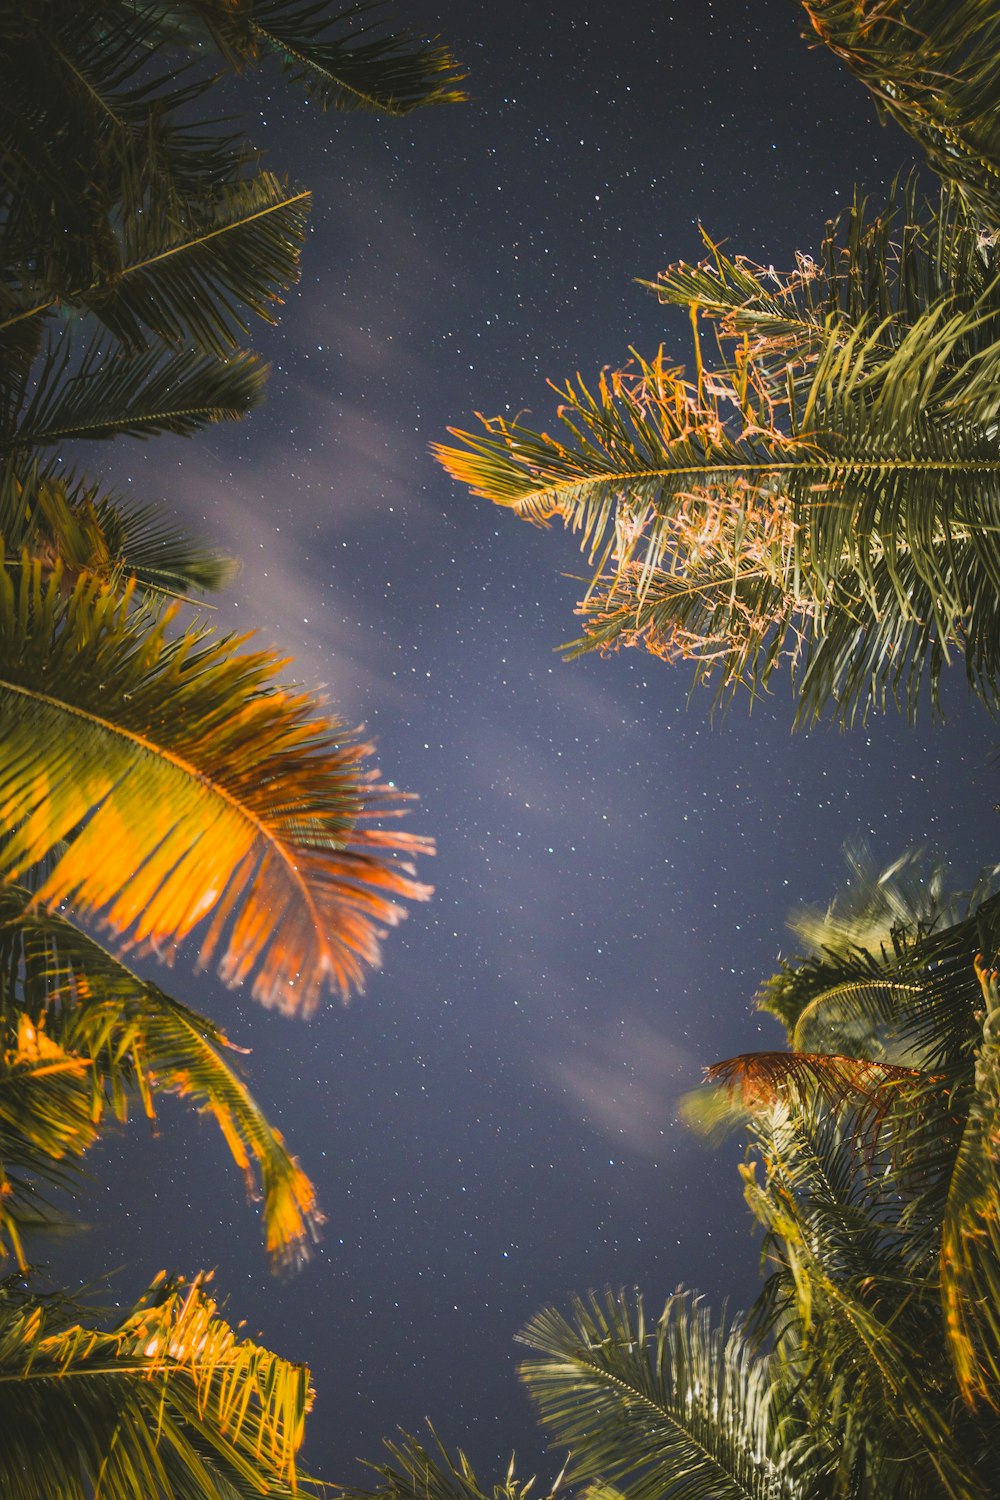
[706,1050,932,1143]
[0,555,433,1014]
[5,882,324,1268]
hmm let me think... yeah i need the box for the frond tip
[0,556,434,1014]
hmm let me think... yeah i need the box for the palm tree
[0,4,455,1488]
[435,5,1000,727]
[343,854,1000,1500]
[674,849,1000,1495]
[436,176,1000,726]
[0,0,442,1285]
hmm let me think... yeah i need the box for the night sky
[46,0,1000,1485]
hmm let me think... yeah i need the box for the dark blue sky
[50,0,1000,1485]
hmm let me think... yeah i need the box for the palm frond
[437,295,1000,722]
[0,556,433,1013]
[3,174,312,360]
[0,1013,99,1265]
[786,844,961,961]
[0,1270,320,1498]
[741,1108,980,1498]
[2,340,267,452]
[939,953,1000,1407]
[800,0,1000,223]
[646,180,1000,368]
[0,458,234,596]
[518,1289,800,1500]
[247,0,466,114]
[0,6,245,297]
[339,1422,563,1500]
[706,1050,930,1134]
[0,883,322,1269]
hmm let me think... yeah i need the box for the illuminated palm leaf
[645,181,1000,371]
[518,1289,802,1500]
[0,556,433,1013]
[0,882,321,1269]
[741,1106,984,1498]
[800,0,1000,222]
[0,1013,99,1267]
[437,293,1000,722]
[705,1050,930,1136]
[0,1270,320,1498]
[939,953,1000,1408]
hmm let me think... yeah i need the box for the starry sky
[48,0,1000,1485]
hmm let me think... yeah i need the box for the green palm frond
[0,883,322,1269]
[245,0,466,114]
[785,844,960,961]
[800,1,1000,223]
[0,556,433,1013]
[437,295,1000,722]
[3,173,311,360]
[0,6,245,297]
[2,340,267,452]
[755,844,997,1055]
[339,1422,564,1500]
[518,1289,801,1500]
[757,949,918,1054]
[741,1108,979,1499]
[0,1270,320,1498]
[0,459,233,596]
[645,181,1000,368]
[939,953,1000,1407]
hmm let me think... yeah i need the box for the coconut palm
[346,855,1000,1500]
[0,3,453,1488]
[681,851,1000,1495]
[435,1,1000,726]
[435,179,1000,725]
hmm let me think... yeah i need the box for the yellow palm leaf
[1,884,323,1268]
[0,555,433,1014]
[0,1271,321,1497]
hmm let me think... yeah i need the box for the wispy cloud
[539,1008,699,1159]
